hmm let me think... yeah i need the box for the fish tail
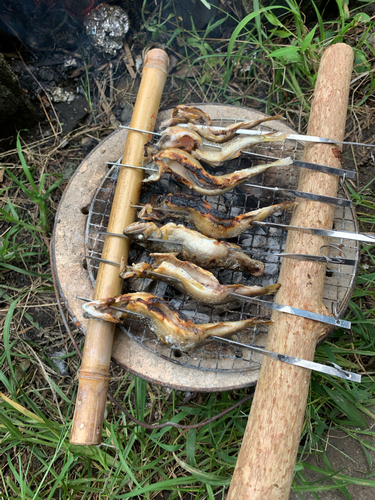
[252,200,296,222]
[229,283,281,296]
[263,132,290,142]
[200,317,272,338]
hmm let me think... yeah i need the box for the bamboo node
[78,370,111,381]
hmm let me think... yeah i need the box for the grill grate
[85,119,359,373]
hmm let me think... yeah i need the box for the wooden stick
[70,49,169,445]
[226,43,354,500]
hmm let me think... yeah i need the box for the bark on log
[227,43,354,500]
[70,49,169,445]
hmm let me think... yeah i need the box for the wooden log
[227,43,354,499]
[70,49,169,445]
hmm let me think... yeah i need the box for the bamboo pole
[70,49,169,445]
[227,43,354,499]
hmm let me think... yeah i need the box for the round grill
[52,104,359,391]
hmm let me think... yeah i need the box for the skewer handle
[227,43,354,499]
[70,49,169,445]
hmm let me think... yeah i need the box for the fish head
[158,126,203,151]
[123,221,159,242]
[82,297,123,323]
[138,203,168,221]
[144,142,160,158]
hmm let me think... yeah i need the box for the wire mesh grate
[85,118,359,373]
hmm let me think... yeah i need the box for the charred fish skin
[82,292,271,352]
[159,105,212,130]
[145,148,293,196]
[120,252,281,305]
[188,114,283,143]
[138,193,295,239]
[123,221,265,275]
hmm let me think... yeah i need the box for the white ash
[51,350,69,376]
[228,207,242,217]
[84,3,130,55]
[252,235,267,248]
[135,55,143,73]
[63,57,78,68]
[264,263,278,275]
[266,237,282,251]
[48,87,75,103]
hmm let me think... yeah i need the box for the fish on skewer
[143,147,293,196]
[123,221,266,275]
[82,292,271,352]
[159,105,211,130]
[146,132,290,169]
[188,114,283,143]
[138,193,295,239]
[157,126,204,151]
[120,253,281,305]
[190,132,289,167]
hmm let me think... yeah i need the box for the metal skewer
[82,257,182,283]
[229,293,351,329]
[251,221,375,244]
[120,125,222,149]
[77,297,359,382]
[245,183,352,207]
[209,336,361,382]
[242,151,355,179]
[275,252,356,266]
[106,161,158,171]
[97,231,185,246]
[107,152,355,180]
[197,125,375,148]
[130,204,190,215]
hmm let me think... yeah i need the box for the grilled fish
[188,115,283,143]
[120,253,280,305]
[82,292,271,352]
[190,132,289,166]
[157,125,203,151]
[160,105,211,130]
[123,221,265,275]
[144,148,293,196]
[138,193,295,239]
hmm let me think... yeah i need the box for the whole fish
[144,148,293,196]
[188,114,283,143]
[82,292,271,352]
[191,132,289,166]
[123,221,265,275]
[160,105,211,130]
[120,253,281,305]
[138,193,295,239]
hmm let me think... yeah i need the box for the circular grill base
[52,104,358,392]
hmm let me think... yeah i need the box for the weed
[1,1,375,499]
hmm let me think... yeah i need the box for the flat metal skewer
[106,161,158,171]
[120,125,222,149]
[209,336,361,382]
[229,293,351,329]
[97,231,184,246]
[130,204,190,215]
[77,297,359,382]
[275,253,356,266]
[251,221,375,244]
[200,125,375,148]
[245,183,352,207]
[242,151,356,179]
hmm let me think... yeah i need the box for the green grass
[1,1,375,498]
